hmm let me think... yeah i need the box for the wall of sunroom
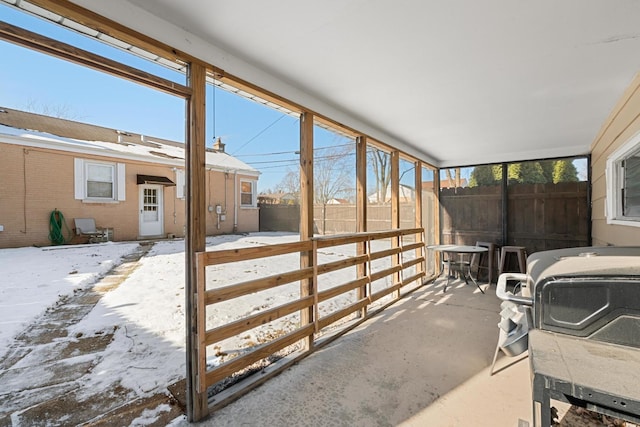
[591,72,640,246]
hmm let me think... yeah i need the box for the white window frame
[240,179,256,207]
[74,158,125,202]
[606,131,640,227]
[175,168,185,199]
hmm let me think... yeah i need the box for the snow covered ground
[0,241,140,349]
[0,232,405,411]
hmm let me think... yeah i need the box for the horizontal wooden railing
[195,228,426,401]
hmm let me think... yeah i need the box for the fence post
[312,240,319,333]
[415,162,425,280]
[185,61,209,422]
[299,111,315,351]
[195,253,207,394]
[391,151,401,298]
[356,136,368,317]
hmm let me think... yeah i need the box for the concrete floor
[189,279,535,427]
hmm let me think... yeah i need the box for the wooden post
[415,161,425,279]
[356,136,367,317]
[435,168,442,274]
[185,61,209,422]
[391,151,401,296]
[501,163,508,246]
[435,168,441,244]
[299,112,314,350]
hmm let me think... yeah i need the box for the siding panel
[590,73,640,246]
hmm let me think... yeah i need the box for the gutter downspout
[224,171,228,216]
[233,170,238,233]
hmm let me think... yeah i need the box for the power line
[248,158,300,165]
[234,142,354,158]
[256,163,299,170]
[247,152,356,166]
[231,115,286,155]
[235,149,298,157]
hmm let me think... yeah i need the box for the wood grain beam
[26,0,199,66]
[415,161,425,277]
[299,111,315,350]
[356,135,368,316]
[185,61,208,421]
[391,151,400,295]
[0,20,191,98]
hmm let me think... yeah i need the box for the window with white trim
[606,132,640,225]
[74,158,126,201]
[240,180,256,207]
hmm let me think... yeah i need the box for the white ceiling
[74,0,640,167]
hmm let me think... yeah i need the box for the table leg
[466,263,485,294]
[489,335,501,376]
[444,259,451,292]
[443,254,461,292]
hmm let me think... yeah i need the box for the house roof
[368,184,415,203]
[0,107,258,175]
[65,1,640,168]
[327,198,349,204]
[437,178,469,189]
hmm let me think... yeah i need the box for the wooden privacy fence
[195,228,426,406]
[440,181,589,253]
[259,198,438,236]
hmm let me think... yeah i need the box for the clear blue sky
[0,3,350,191]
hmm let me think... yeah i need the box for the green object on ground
[48,209,70,245]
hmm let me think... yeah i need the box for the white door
[139,184,164,237]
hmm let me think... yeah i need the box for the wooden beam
[185,61,208,422]
[205,268,313,305]
[26,0,199,67]
[0,20,191,98]
[299,112,314,350]
[434,167,442,273]
[195,254,207,395]
[201,240,312,265]
[415,161,425,278]
[23,1,305,116]
[204,324,315,388]
[391,151,400,230]
[317,299,369,330]
[318,278,368,302]
[356,136,368,232]
[355,136,368,316]
[502,163,508,246]
[205,297,314,345]
[390,151,401,296]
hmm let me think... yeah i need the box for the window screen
[623,155,640,217]
[241,181,254,206]
[87,163,114,198]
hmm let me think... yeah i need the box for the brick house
[0,108,260,248]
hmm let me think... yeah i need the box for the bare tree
[23,98,82,120]
[444,168,461,188]
[275,169,301,203]
[368,147,391,204]
[276,144,354,205]
[314,145,353,205]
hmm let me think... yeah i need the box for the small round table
[427,245,489,293]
